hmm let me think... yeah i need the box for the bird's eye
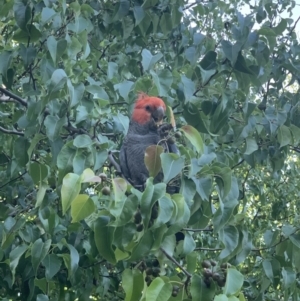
[145,105,151,111]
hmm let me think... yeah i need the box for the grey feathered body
[119,120,160,187]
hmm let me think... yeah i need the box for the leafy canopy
[0,0,300,300]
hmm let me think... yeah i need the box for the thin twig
[160,247,192,279]
[0,126,24,136]
[0,171,27,190]
[252,229,300,252]
[0,87,27,107]
[108,151,121,173]
[195,247,222,251]
[289,16,300,35]
[231,159,244,170]
[182,227,213,232]
[183,1,199,10]
[82,260,106,269]
[0,94,16,103]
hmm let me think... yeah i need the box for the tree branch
[182,227,213,232]
[160,247,192,279]
[0,94,17,103]
[0,87,27,107]
[0,126,24,136]
[231,159,244,170]
[289,16,300,35]
[194,247,222,251]
[252,229,300,252]
[290,145,300,153]
[0,171,27,190]
[108,151,121,173]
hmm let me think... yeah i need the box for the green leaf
[221,40,241,65]
[181,75,196,101]
[112,177,127,203]
[192,177,212,201]
[86,85,109,103]
[140,178,154,228]
[213,199,238,233]
[273,18,287,35]
[281,267,296,289]
[71,194,95,223]
[73,134,93,148]
[113,0,130,20]
[191,274,216,301]
[141,49,163,71]
[12,25,42,42]
[234,52,254,75]
[81,168,102,183]
[122,269,144,301]
[114,81,134,101]
[278,125,292,148]
[224,268,244,296]
[219,225,239,260]
[167,194,190,235]
[123,16,134,39]
[14,137,30,167]
[65,244,79,278]
[61,173,81,215]
[31,239,51,275]
[42,254,62,280]
[200,51,217,69]
[155,196,174,228]
[145,277,172,301]
[130,230,154,261]
[209,99,232,134]
[186,252,197,274]
[262,258,281,285]
[0,51,13,78]
[183,232,196,255]
[133,6,145,25]
[160,153,184,183]
[36,294,49,301]
[9,245,28,284]
[160,13,173,34]
[180,125,204,154]
[27,134,45,160]
[142,0,159,9]
[57,141,77,172]
[48,69,68,95]
[13,1,31,31]
[29,162,48,185]
[68,81,85,107]
[185,46,197,65]
[94,149,108,170]
[243,137,258,155]
[150,69,173,97]
[199,65,217,86]
[214,295,229,301]
[41,7,56,24]
[258,27,276,51]
[19,45,36,68]
[289,233,300,248]
[144,145,164,178]
[47,36,58,63]
[94,215,116,264]
[44,115,66,142]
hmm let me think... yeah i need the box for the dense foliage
[1,0,300,300]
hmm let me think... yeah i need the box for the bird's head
[132,93,166,126]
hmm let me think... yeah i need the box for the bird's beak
[153,106,165,126]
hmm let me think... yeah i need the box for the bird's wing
[119,145,131,181]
